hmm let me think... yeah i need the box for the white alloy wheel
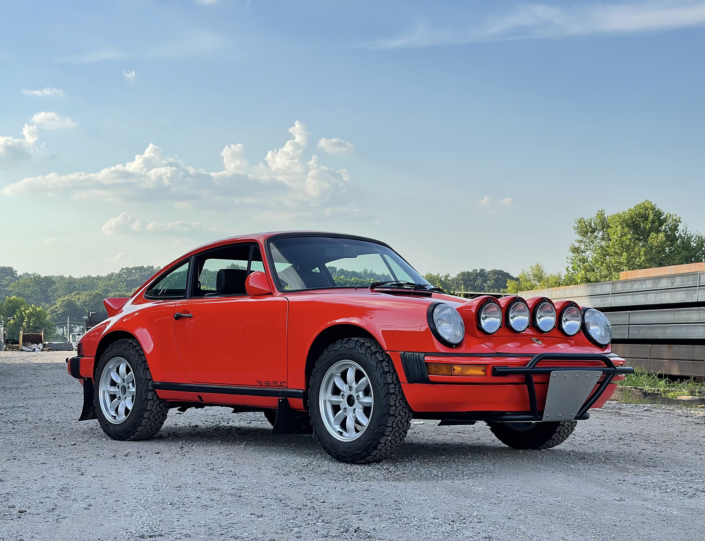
[98,356,136,424]
[318,360,374,442]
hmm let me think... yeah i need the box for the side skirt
[152,382,305,399]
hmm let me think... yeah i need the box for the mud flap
[271,398,312,435]
[79,379,97,421]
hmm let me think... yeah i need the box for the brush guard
[487,354,634,423]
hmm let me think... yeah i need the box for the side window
[192,243,266,297]
[250,246,265,273]
[145,261,190,299]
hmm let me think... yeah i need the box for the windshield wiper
[369,281,444,293]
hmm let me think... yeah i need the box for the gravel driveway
[1,351,703,541]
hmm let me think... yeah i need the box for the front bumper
[395,352,634,420]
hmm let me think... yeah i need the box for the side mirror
[245,271,273,297]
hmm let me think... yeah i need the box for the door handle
[174,312,193,320]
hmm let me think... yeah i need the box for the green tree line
[0,266,159,341]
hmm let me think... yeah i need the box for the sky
[1,0,703,278]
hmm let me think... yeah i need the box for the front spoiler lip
[400,351,634,422]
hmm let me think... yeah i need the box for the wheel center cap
[346,395,356,408]
[121,385,127,395]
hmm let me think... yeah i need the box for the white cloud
[0,112,75,168]
[479,196,512,213]
[368,1,705,49]
[318,137,354,155]
[0,124,37,169]
[102,213,208,236]
[23,87,64,98]
[123,70,137,82]
[109,252,129,263]
[196,0,218,4]
[4,121,358,216]
[30,112,78,130]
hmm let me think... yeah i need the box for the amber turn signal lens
[452,364,486,376]
[427,363,453,376]
[426,363,487,377]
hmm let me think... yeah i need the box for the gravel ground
[1,351,703,541]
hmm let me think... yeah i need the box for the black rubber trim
[427,303,463,348]
[580,306,611,347]
[68,356,81,379]
[152,382,304,399]
[79,379,96,421]
[400,352,430,384]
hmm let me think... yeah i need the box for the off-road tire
[94,339,168,441]
[308,338,412,463]
[486,420,577,450]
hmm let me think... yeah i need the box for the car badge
[531,338,543,345]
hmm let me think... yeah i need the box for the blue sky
[1,0,703,277]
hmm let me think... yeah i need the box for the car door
[171,243,288,387]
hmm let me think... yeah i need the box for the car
[67,232,633,463]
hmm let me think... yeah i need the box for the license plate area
[542,371,602,421]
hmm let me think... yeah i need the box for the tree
[423,273,455,292]
[6,275,56,306]
[0,266,18,302]
[0,296,54,340]
[47,296,86,324]
[506,264,563,294]
[564,200,705,284]
[455,269,517,293]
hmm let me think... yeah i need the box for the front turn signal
[426,363,487,377]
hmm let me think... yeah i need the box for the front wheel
[94,339,168,441]
[486,420,577,450]
[308,338,412,463]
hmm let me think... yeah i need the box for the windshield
[268,236,431,291]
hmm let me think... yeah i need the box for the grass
[619,367,705,399]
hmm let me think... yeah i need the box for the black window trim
[143,258,192,301]
[264,232,421,294]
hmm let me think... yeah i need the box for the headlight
[507,299,530,332]
[560,304,582,336]
[533,300,556,332]
[478,300,502,334]
[583,308,612,346]
[428,303,465,347]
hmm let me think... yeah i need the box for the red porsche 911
[68,232,632,463]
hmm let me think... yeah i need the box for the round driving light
[534,300,556,332]
[507,300,530,332]
[478,300,502,334]
[429,303,465,347]
[560,304,582,336]
[583,308,612,347]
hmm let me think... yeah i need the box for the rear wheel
[486,420,577,450]
[308,338,411,463]
[94,339,168,441]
